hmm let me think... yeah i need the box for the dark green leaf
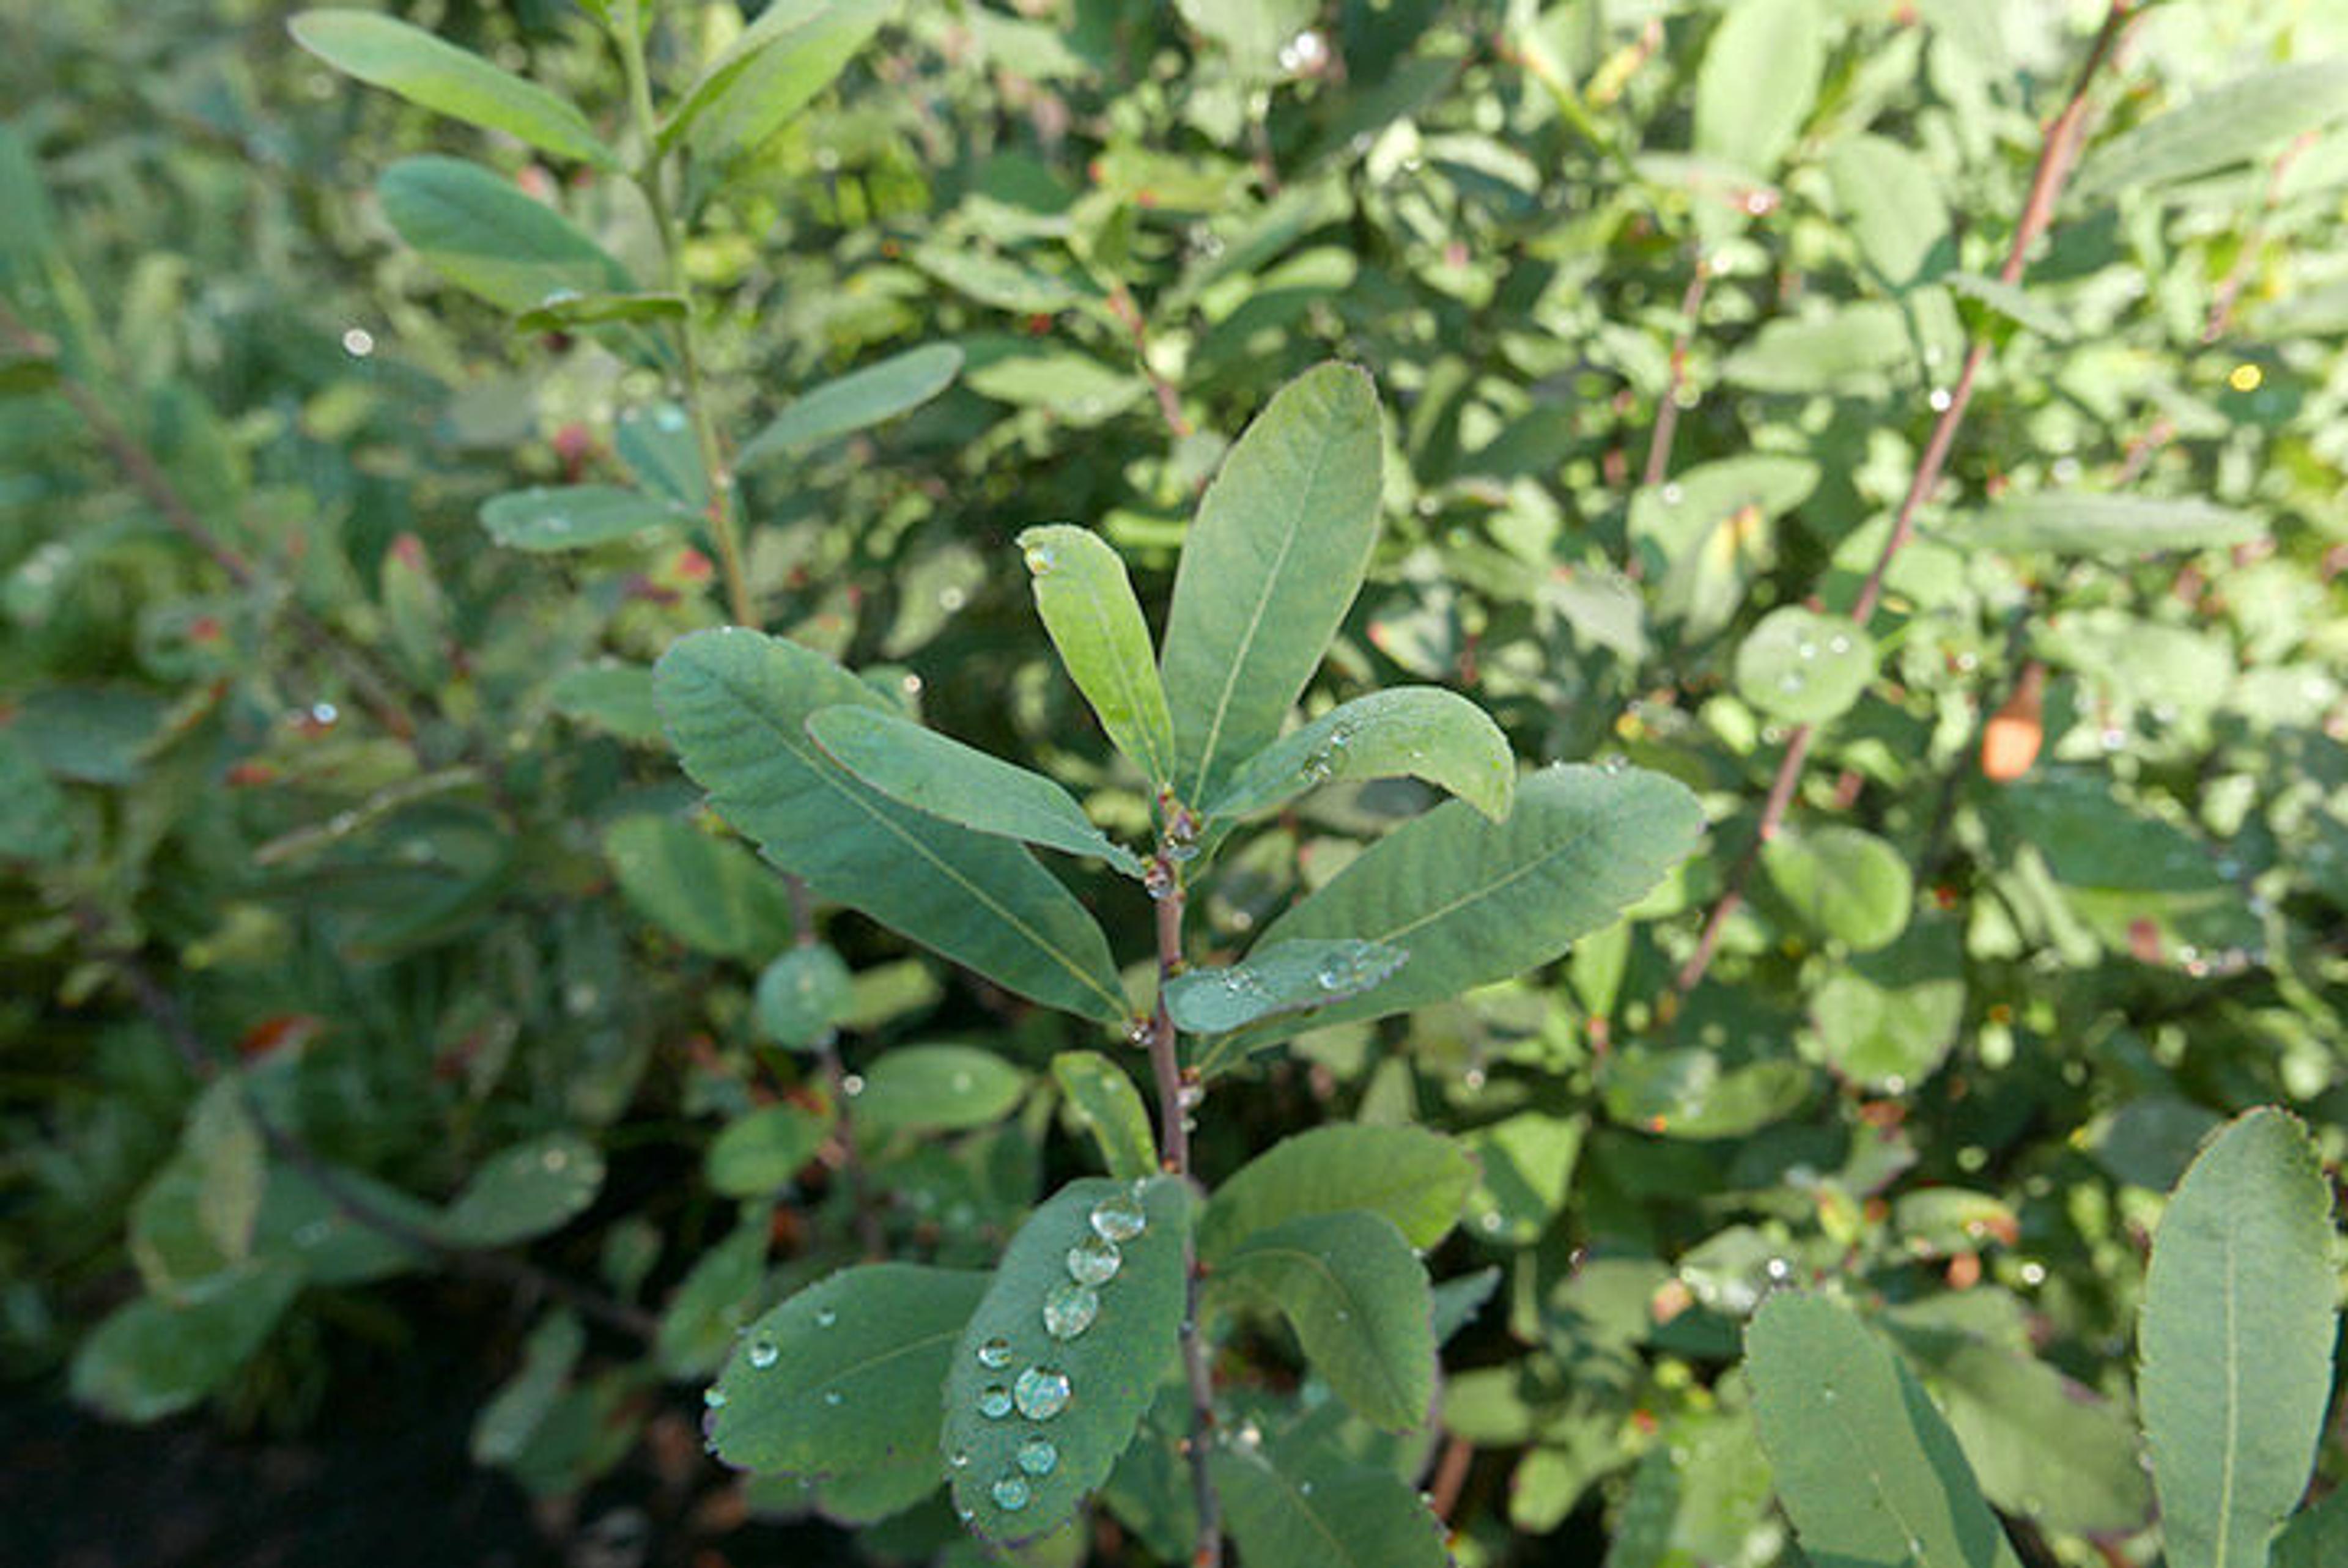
[943,1177,1193,1545]
[708,1264,989,1478]
[512,289,685,334]
[707,1103,835,1198]
[68,1260,304,1423]
[605,813,800,961]
[1202,686,1515,825]
[1050,1052,1157,1182]
[755,945,855,1050]
[434,1135,604,1248]
[1213,1210,1436,1430]
[377,156,635,315]
[548,662,663,744]
[473,1312,586,1465]
[657,631,1130,1023]
[290,10,619,168]
[855,1045,1027,1135]
[805,705,1145,876]
[737,343,964,468]
[1161,363,1384,808]
[480,485,688,551]
[667,0,896,168]
[1213,1439,1450,1568]
[1202,1124,1476,1261]
[2139,1109,2338,1568]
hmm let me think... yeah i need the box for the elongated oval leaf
[1164,940,1408,1036]
[805,705,1145,877]
[755,944,855,1050]
[1747,1294,2025,1568]
[668,0,896,167]
[377,157,634,315]
[1161,363,1383,808]
[1211,1210,1436,1431]
[481,485,688,551]
[707,1264,989,1479]
[290,11,619,168]
[1763,825,1913,954]
[707,1102,835,1198]
[605,812,800,960]
[1200,1124,1477,1261]
[1954,495,2262,556]
[854,1044,1027,1135]
[738,343,964,469]
[512,289,686,334]
[435,1134,604,1247]
[2073,59,2348,202]
[1208,765,1702,1068]
[1017,526,1178,790]
[1050,1051,1157,1182]
[1212,1440,1451,1568]
[1826,134,1952,291]
[657,630,1129,1023]
[1202,686,1515,824]
[617,402,707,511]
[1693,0,1823,177]
[943,1177,1194,1545]
[2139,1108,2338,1568]
[69,1260,305,1423]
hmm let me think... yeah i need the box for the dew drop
[703,1387,728,1409]
[1024,544,1058,576]
[823,1389,843,1407]
[1928,387,1954,412]
[1778,672,1806,693]
[977,1336,1014,1370]
[746,1338,779,1369]
[1014,1367,1072,1420]
[654,405,687,433]
[949,1449,970,1470]
[1067,1234,1122,1286]
[1043,1281,1101,1339]
[1088,1190,1148,1242]
[1826,634,1851,654]
[814,1307,838,1328]
[1016,1436,1059,1476]
[978,1385,1013,1419]
[992,1474,1032,1512]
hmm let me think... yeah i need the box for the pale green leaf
[1765,825,1913,953]
[944,1177,1194,1545]
[1213,1210,1436,1430]
[1746,1294,2025,1568]
[472,1311,586,1465]
[657,630,1130,1023]
[1693,0,1823,177]
[668,0,896,167]
[1826,134,1953,291]
[1016,526,1177,790]
[2073,59,2348,203]
[1050,1051,1157,1182]
[755,944,855,1050]
[805,705,1144,877]
[1161,363,1383,808]
[1952,495,2262,557]
[290,10,619,168]
[738,343,964,468]
[854,1045,1027,1135]
[2140,1109,2339,1568]
[707,1263,989,1478]
[481,485,688,551]
[1202,1124,1478,1261]
[377,157,635,315]
[616,402,707,511]
[1202,686,1515,825]
[1175,0,1318,79]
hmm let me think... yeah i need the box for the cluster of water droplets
[1299,722,1354,786]
[1771,630,1856,698]
[962,1185,1153,1515]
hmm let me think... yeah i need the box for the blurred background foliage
[2,0,2346,1562]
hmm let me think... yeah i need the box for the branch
[1671,0,2142,1001]
[1640,255,1711,492]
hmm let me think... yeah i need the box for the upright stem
[1669,0,2139,1001]
[614,6,756,629]
[1144,848,1221,1567]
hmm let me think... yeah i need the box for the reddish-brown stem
[1671,0,2140,1001]
[0,300,419,741]
[1143,851,1220,1567]
[1641,257,1712,492]
[1426,1432,1475,1523]
[1108,285,1192,441]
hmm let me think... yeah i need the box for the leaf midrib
[1225,1239,1419,1422]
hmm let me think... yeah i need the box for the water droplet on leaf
[978,1385,1013,1419]
[1014,1367,1072,1420]
[1043,1281,1099,1339]
[1016,1436,1058,1476]
[1088,1191,1148,1242]
[977,1336,1014,1370]
[1067,1234,1121,1286]
[991,1474,1032,1512]
[746,1338,778,1369]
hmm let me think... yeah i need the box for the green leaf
[963,348,1145,424]
[2139,1109,2339,1568]
[737,343,964,468]
[1952,495,2262,556]
[1764,825,1913,953]
[1174,0,1318,80]
[1737,610,1878,727]
[657,630,1129,1023]
[1883,1319,2151,1537]
[1693,0,1823,177]
[666,0,896,168]
[1808,921,1965,1092]
[805,705,1145,877]
[707,1263,989,1478]
[512,289,686,334]
[1462,1111,1582,1245]
[2275,1487,2348,1568]
[1212,1210,1436,1430]
[1016,526,1178,790]
[68,1260,305,1423]
[1208,765,1703,1066]
[707,1103,836,1198]
[186,1079,264,1262]
[289,10,619,169]
[616,402,708,512]
[1719,303,1913,393]
[605,813,800,961]
[2072,58,2348,203]
[657,1210,770,1377]
[0,729,73,861]
[1212,1438,1451,1568]
[1050,1052,1157,1182]
[1600,1045,1812,1141]
[944,1177,1193,1545]
[1202,687,1515,825]
[755,945,855,1050]
[1202,1124,1476,1261]
[548,662,662,744]
[473,1311,586,1465]
[1161,363,1383,808]
[1944,273,2075,342]
[434,1135,604,1248]
[377,156,635,315]
[1164,940,1409,1037]
[480,485,689,551]
[1826,133,1953,291]
[854,1045,1027,1135]
[1746,1294,2025,1568]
